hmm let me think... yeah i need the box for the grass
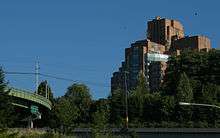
[0,129,73,138]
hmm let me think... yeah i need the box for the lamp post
[124,71,129,129]
[179,102,220,109]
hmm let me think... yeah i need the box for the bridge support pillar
[28,117,34,128]
[30,120,33,128]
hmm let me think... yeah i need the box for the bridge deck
[7,87,52,110]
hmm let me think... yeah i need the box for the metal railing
[7,87,52,110]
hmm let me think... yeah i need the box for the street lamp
[179,102,220,109]
[124,71,129,129]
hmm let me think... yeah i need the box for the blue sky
[0,0,219,99]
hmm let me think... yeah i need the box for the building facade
[111,39,168,92]
[111,16,212,93]
[171,35,211,54]
[147,16,184,50]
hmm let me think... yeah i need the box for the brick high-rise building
[111,17,212,93]
[111,39,168,92]
[171,35,211,54]
[111,62,126,92]
[147,16,184,50]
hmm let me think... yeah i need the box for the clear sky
[0,0,219,99]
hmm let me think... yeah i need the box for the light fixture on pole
[179,102,220,109]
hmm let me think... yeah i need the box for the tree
[55,97,79,127]
[176,72,193,102]
[0,67,15,128]
[90,98,110,136]
[207,49,220,85]
[109,89,124,127]
[37,80,54,102]
[64,83,92,125]
[136,73,149,94]
[160,95,175,122]
[142,92,162,123]
[90,99,111,137]
[35,80,56,128]
[175,72,193,124]
[194,83,220,126]
[129,73,149,123]
[163,49,220,127]
[163,49,220,95]
[202,83,219,104]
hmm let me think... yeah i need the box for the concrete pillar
[28,117,34,128]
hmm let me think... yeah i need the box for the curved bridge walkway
[5,87,52,128]
[7,87,52,110]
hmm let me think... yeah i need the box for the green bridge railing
[7,87,52,110]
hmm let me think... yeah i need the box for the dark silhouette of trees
[0,67,15,128]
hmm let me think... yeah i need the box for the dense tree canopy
[163,49,220,95]
[108,88,125,127]
[55,97,79,127]
[37,80,54,102]
[108,49,220,127]
[1,49,220,130]
[0,68,15,128]
[55,83,92,129]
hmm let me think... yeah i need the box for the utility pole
[124,71,129,129]
[35,60,39,94]
[47,87,50,100]
[45,81,48,99]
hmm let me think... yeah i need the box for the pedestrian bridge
[6,87,52,110]
[147,53,169,62]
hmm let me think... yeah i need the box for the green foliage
[142,93,162,123]
[201,83,219,104]
[176,72,193,102]
[54,83,92,132]
[1,49,220,129]
[127,73,150,123]
[0,67,15,128]
[162,49,220,126]
[160,96,175,121]
[35,80,57,128]
[55,97,79,127]
[65,83,92,124]
[90,99,110,137]
[136,73,149,94]
[163,49,220,95]
[0,129,65,138]
[90,99,109,127]
[37,80,54,102]
[90,99,112,137]
[109,89,125,127]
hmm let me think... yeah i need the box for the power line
[4,71,35,75]
[4,71,110,88]
[39,73,110,87]
[40,62,102,73]
[39,73,78,83]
